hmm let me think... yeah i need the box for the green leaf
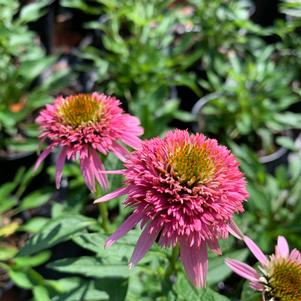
[9,269,33,289]
[0,182,16,200]
[19,56,56,81]
[47,256,129,278]
[48,277,127,301]
[276,136,298,151]
[72,231,163,264]
[0,245,18,260]
[173,274,230,301]
[14,251,51,267]
[18,1,50,23]
[20,191,51,211]
[207,249,249,285]
[18,215,95,256]
[19,217,50,233]
[33,285,51,301]
[54,282,109,301]
[0,198,17,213]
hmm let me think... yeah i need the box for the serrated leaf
[47,256,129,278]
[72,231,164,264]
[18,215,95,256]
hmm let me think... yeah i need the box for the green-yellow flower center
[266,258,301,301]
[58,94,103,128]
[169,143,215,186]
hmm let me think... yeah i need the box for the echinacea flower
[34,93,143,192]
[95,130,248,287]
[225,235,301,301]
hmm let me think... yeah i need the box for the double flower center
[59,94,103,128]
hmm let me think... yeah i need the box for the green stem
[164,245,179,281]
[95,184,110,233]
[99,202,110,233]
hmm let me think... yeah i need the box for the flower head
[34,93,143,192]
[225,236,301,300]
[95,130,248,287]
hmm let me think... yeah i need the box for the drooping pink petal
[225,259,261,283]
[111,143,129,162]
[94,186,131,204]
[80,156,95,192]
[33,145,55,172]
[121,134,142,149]
[105,209,146,248]
[244,236,268,267]
[207,238,222,255]
[275,236,289,258]
[227,219,244,240]
[128,221,161,268]
[91,149,108,189]
[180,238,208,288]
[55,147,67,189]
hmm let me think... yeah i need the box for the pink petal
[94,186,130,204]
[91,149,108,189]
[55,147,67,189]
[98,169,126,174]
[207,238,222,255]
[275,236,289,258]
[224,259,260,283]
[244,236,268,267]
[33,145,54,172]
[121,135,142,149]
[290,248,301,263]
[249,281,265,292]
[105,209,145,248]
[111,143,129,162]
[80,156,95,192]
[128,220,161,268]
[180,238,208,288]
[227,219,244,240]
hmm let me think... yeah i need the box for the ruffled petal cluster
[34,93,143,192]
[96,130,248,287]
[225,236,301,300]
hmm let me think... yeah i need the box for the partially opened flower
[34,93,143,192]
[95,130,248,287]
[225,235,301,300]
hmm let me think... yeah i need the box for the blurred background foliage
[1,0,301,300]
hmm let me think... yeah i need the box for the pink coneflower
[225,236,301,301]
[34,93,143,192]
[95,130,248,287]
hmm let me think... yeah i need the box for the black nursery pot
[191,93,292,174]
[259,146,289,175]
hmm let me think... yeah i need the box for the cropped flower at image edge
[34,93,143,192]
[95,130,249,288]
[225,235,301,300]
